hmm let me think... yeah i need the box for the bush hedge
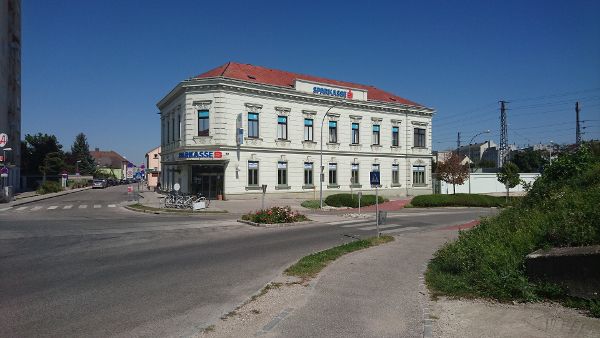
[242,206,308,224]
[426,146,600,317]
[324,193,386,208]
[411,193,518,208]
[36,180,63,194]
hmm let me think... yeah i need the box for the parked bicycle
[163,191,209,209]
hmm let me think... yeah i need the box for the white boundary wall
[440,173,540,195]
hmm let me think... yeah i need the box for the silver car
[92,179,107,189]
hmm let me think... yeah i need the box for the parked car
[92,179,108,189]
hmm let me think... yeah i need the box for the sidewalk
[2,187,92,207]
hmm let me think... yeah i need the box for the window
[178,115,181,140]
[304,162,313,186]
[248,161,259,186]
[351,163,360,185]
[198,110,209,136]
[413,165,426,185]
[414,128,426,148]
[328,121,337,143]
[372,125,380,145]
[248,113,259,138]
[304,118,314,141]
[277,162,288,185]
[172,117,175,142]
[351,123,360,144]
[166,120,170,143]
[372,164,380,172]
[161,121,165,145]
[328,163,337,185]
[392,126,399,146]
[392,164,399,184]
[277,116,288,140]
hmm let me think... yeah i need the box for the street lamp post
[468,130,490,194]
[76,160,82,175]
[320,103,341,209]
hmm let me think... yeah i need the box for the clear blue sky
[22,0,600,164]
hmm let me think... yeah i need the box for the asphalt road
[0,187,497,337]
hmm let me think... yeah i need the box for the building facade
[90,148,127,179]
[0,0,21,191]
[157,63,434,199]
[145,146,161,189]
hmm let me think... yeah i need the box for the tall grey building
[0,0,21,191]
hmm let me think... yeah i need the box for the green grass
[301,200,322,209]
[324,193,387,208]
[411,193,520,208]
[425,147,600,317]
[285,236,394,279]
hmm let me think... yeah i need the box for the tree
[436,152,470,194]
[39,152,67,182]
[497,162,521,201]
[70,133,96,175]
[511,149,547,173]
[21,133,63,175]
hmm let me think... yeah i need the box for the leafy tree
[511,149,548,173]
[477,159,497,169]
[39,152,67,182]
[436,152,470,194]
[70,133,96,175]
[497,162,521,201]
[21,133,63,175]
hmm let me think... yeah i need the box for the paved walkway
[2,187,92,207]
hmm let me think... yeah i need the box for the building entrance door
[191,164,224,199]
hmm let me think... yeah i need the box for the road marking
[79,205,88,209]
[340,222,371,228]
[93,204,102,209]
[16,206,28,211]
[108,204,116,208]
[359,224,420,231]
[381,226,420,233]
[47,206,58,210]
[31,206,43,211]
[63,205,73,209]
[0,207,12,212]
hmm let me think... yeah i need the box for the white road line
[31,206,43,211]
[47,206,58,210]
[15,206,28,211]
[381,226,420,233]
[93,204,102,209]
[63,205,73,209]
[0,207,12,212]
[108,204,116,208]
[360,224,420,231]
[79,205,88,209]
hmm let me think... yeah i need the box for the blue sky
[22,0,600,164]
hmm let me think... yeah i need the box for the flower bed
[241,206,308,224]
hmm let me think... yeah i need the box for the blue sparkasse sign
[370,171,380,186]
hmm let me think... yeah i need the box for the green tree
[70,133,96,175]
[497,162,521,201]
[511,149,548,173]
[21,133,63,175]
[437,152,470,194]
[39,152,67,182]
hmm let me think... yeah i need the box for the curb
[9,187,93,207]
[237,219,314,228]
[124,205,229,215]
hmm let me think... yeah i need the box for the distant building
[0,0,21,191]
[458,140,499,167]
[145,146,161,189]
[90,148,127,179]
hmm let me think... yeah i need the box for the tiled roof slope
[91,150,127,169]
[195,62,424,107]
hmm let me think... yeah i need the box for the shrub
[411,194,517,208]
[242,206,308,224]
[324,193,386,208]
[67,180,88,189]
[36,181,63,194]
[301,200,322,209]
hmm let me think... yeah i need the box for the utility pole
[499,101,508,167]
[576,102,581,146]
[456,132,461,155]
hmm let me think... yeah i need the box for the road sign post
[261,184,267,210]
[370,171,381,238]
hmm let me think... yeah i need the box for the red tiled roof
[194,62,424,107]
[90,150,127,169]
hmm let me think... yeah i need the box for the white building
[157,62,435,199]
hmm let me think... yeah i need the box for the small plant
[242,206,308,224]
[301,200,322,209]
[36,180,63,194]
[324,193,386,208]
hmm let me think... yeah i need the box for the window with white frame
[277,116,288,140]
[328,121,338,143]
[248,113,259,138]
[351,163,360,185]
[248,161,259,186]
[414,128,426,148]
[413,165,426,185]
[372,125,380,145]
[304,162,313,186]
[392,164,399,184]
[328,163,337,185]
[198,110,209,136]
[304,118,314,141]
[277,162,288,185]
[351,123,360,144]
[392,126,399,146]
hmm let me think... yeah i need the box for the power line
[508,87,600,103]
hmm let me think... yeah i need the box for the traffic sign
[140,164,145,169]
[0,133,7,147]
[370,171,380,186]
[1,167,8,178]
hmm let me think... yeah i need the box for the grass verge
[411,193,520,208]
[126,203,228,214]
[285,236,394,280]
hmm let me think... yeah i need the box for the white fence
[440,173,540,195]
